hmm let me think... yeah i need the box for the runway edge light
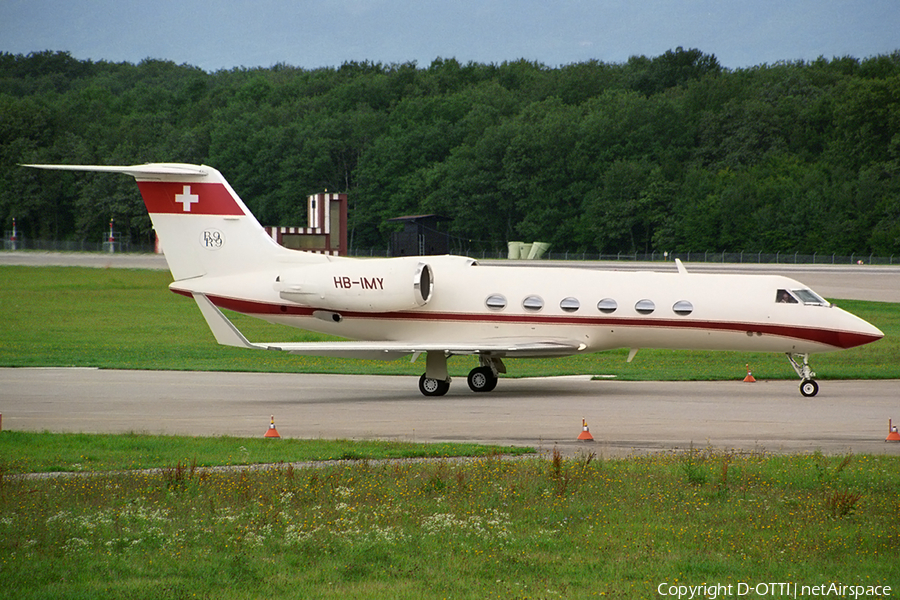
[887,419,900,442]
[743,363,756,383]
[578,418,594,442]
[265,415,281,439]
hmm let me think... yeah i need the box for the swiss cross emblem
[175,185,200,212]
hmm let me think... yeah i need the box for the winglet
[675,258,688,274]
[191,293,263,350]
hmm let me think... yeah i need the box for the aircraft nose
[835,313,884,349]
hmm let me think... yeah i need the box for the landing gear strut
[786,353,819,397]
[419,351,451,396]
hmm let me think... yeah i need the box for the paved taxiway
[3,252,898,456]
[2,369,898,457]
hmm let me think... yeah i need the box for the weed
[680,443,708,486]
[454,469,467,492]
[812,451,854,485]
[825,490,863,519]
[550,445,564,480]
[549,446,571,496]
[161,458,198,491]
[422,461,449,493]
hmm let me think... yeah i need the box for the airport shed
[388,214,452,256]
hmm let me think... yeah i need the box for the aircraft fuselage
[171,255,880,357]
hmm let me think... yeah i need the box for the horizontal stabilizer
[21,163,209,179]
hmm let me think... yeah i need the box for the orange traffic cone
[577,418,594,441]
[886,419,900,442]
[264,415,281,439]
[743,363,756,383]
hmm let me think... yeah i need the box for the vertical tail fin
[23,163,317,280]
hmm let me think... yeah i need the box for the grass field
[1,440,897,599]
[1,264,898,598]
[1,264,897,380]
[0,431,532,474]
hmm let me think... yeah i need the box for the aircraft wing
[277,339,584,360]
[192,293,585,360]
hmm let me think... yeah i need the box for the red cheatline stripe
[172,290,879,350]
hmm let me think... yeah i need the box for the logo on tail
[175,186,200,211]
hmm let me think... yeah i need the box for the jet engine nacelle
[276,258,434,312]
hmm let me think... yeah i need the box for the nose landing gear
[787,353,819,397]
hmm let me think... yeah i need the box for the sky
[1,0,897,72]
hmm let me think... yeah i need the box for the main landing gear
[787,352,819,397]
[418,353,504,396]
[467,366,499,392]
[418,373,451,396]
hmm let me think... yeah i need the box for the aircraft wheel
[419,373,450,397]
[467,366,498,392]
[800,379,819,397]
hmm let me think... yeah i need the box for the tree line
[1,48,899,255]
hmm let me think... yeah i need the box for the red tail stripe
[137,182,244,216]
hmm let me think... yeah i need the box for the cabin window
[776,289,799,304]
[793,289,828,306]
[523,295,544,311]
[635,299,655,315]
[673,300,693,316]
[597,298,617,314]
[560,297,580,312]
[485,294,507,310]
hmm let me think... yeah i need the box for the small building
[265,192,348,255]
[388,214,452,256]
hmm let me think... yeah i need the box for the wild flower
[422,509,511,539]
[62,537,91,552]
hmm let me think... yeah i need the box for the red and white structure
[265,192,347,256]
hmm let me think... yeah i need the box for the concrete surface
[2,369,898,457]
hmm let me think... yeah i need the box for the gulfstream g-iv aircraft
[24,163,884,397]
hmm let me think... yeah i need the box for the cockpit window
[792,289,828,306]
[776,289,798,304]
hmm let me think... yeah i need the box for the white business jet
[24,163,884,397]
